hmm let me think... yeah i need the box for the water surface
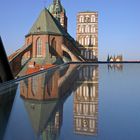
[0,63,140,140]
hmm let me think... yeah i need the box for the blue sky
[0,0,140,60]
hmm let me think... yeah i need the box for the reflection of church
[23,99,63,140]
[19,64,99,138]
[20,70,63,139]
[20,64,79,139]
[20,70,59,100]
[108,64,123,71]
[74,65,98,135]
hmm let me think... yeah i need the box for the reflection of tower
[74,65,98,135]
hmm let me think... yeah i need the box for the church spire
[53,0,63,15]
[48,0,67,31]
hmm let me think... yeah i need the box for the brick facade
[76,12,98,61]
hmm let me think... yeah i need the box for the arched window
[91,37,96,45]
[85,36,90,45]
[79,16,84,22]
[89,51,95,59]
[88,26,90,33]
[81,37,84,45]
[91,26,95,33]
[91,15,95,22]
[85,26,90,33]
[79,38,81,44]
[51,38,56,50]
[32,76,38,96]
[79,37,84,45]
[81,26,84,33]
[36,38,42,57]
[79,26,81,33]
[93,38,96,45]
[91,38,93,45]
[86,51,90,59]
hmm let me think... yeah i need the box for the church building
[9,0,85,76]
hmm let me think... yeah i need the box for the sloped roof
[28,8,66,36]
[23,100,57,135]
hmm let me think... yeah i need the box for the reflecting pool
[0,63,140,140]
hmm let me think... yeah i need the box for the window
[85,36,90,45]
[89,51,94,59]
[79,16,84,22]
[86,51,90,59]
[85,25,90,33]
[79,38,81,44]
[94,38,96,45]
[88,26,91,33]
[79,26,81,32]
[91,38,96,46]
[79,37,84,45]
[85,15,90,22]
[91,26,95,33]
[36,38,42,57]
[81,37,84,45]
[81,26,84,33]
[32,76,38,96]
[91,15,95,22]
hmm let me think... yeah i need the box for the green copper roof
[48,0,65,14]
[28,8,65,35]
[24,100,57,134]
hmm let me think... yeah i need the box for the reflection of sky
[99,64,140,140]
[3,86,36,140]
[0,0,140,60]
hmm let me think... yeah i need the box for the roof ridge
[27,8,66,36]
[46,8,66,34]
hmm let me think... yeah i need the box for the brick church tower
[48,0,67,31]
[76,12,98,61]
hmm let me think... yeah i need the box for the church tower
[76,12,98,61]
[48,0,67,31]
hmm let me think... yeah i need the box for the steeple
[52,0,64,20]
[48,0,67,31]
